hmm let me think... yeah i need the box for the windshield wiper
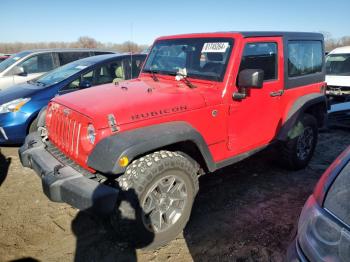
[144,69,159,82]
[173,69,196,89]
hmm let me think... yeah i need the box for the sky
[1,0,349,45]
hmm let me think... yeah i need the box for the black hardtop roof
[238,31,324,39]
[158,31,324,41]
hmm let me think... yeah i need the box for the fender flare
[277,93,327,140]
[37,106,48,128]
[87,121,215,175]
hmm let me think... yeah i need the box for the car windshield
[143,37,233,81]
[0,51,32,73]
[326,54,350,76]
[31,60,93,88]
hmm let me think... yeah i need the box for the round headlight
[87,124,96,144]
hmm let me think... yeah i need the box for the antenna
[130,22,133,78]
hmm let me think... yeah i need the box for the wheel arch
[87,121,216,175]
[277,93,327,141]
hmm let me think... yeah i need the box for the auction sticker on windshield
[202,42,229,53]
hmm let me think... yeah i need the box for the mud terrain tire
[111,150,199,249]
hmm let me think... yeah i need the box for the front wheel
[280,114,318,170]
[111,151,199,249]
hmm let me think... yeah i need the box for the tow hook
[39,127,48,141]
[53,164,64,176]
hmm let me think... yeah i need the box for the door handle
[270,90,284,97]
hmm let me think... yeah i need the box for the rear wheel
[111,150,199,249]
[280,114,318,170]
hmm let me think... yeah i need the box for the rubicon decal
[131,105,187,121]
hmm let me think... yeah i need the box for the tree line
[0,36,149,54]
[322,32,350,52]
[1,34,350,54]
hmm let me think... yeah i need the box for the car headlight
[87,124,96,144]
[0,98,31,114]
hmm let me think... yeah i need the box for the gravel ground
[0,128,349,262]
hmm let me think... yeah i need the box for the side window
[61,70,93,91]
[324,161,350,226]
[239,42,277,81]
[94,64,116,85]
[110,60,125,83]
[288,41,323,77]
[58,52,90,65]
[130,56,146,78]
[19,53,55,74]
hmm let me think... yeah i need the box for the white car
[0,49,115,91]
[326,46,350,99]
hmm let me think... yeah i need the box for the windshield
[326,54,350,76]
[31,60,93,88]
[143,37,233,81]
[0,51,32,73]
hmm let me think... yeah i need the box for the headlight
[87,124,96,144]
[0,98,31,114]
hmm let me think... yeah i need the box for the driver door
[228,37,284,155]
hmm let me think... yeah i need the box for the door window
[61,70,93,91]
[239,42,277,81]
[58,52,90,65]
[94,65,116,85]
[130,55,146,78]
[19,53,55,74]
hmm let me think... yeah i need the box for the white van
[326,46,350,99]
[0,49,115,90]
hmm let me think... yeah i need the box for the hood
[52,78,206,129]
[326,75,350,87]
[0,82,43,104]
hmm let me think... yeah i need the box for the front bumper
[19,132,119,215]
[0,111,29,144]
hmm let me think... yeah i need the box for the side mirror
[79,80,92,89]
[233,69,264,100]
[12,66,27,76]
[238,69,264,89]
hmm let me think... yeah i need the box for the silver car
[0,49,115,90]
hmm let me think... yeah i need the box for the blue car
[0,53,146,144]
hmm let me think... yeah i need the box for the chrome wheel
[296,126,314,161]
[142,174,188,233]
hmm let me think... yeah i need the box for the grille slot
[47,104,83,163]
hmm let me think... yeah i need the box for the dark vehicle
[0,53,146,144]
[287,146,350,261]
[20,32,327,249]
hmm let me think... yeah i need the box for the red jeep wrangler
[20,32,327,248]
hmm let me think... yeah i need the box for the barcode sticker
[202,42,229,53]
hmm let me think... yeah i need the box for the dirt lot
[0,128,349,262]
